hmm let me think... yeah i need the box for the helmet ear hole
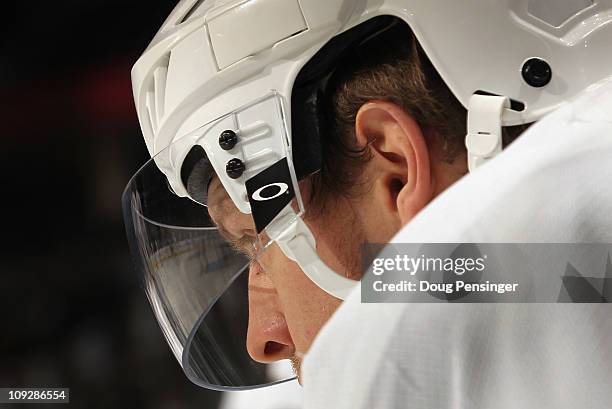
[181,145,214,205]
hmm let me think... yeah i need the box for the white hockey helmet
[123,0,612,390]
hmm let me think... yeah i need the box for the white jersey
[302,77,612,409]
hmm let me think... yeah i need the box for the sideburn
[301,179,368,281]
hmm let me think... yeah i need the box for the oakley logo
[251,182,289,202]
[245,158,295,233]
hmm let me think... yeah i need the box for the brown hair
[308,18,527,208]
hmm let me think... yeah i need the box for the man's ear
[355,101,434,225]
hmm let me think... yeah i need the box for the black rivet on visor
[226,158,245,179]
[521,58,552,88]
[219,130,238,150]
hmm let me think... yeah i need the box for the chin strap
[265,205,358,300]
[465,94,511,172]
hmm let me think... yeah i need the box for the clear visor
[122,143,297,390]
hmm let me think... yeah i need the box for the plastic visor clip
[465,94,510,172]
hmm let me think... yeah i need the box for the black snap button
[521,58,552,88]
[219,130,238,150]
[226,158,245,179]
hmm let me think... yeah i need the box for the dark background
[0,1,222,408]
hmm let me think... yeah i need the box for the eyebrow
[217,224,256,260]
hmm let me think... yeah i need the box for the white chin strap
[465,94,512,172]
[265,205,358,300]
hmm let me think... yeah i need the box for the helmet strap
[465,94,511,171]
[265,204,358,300]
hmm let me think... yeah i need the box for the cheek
[306,206,365,281]
[257,195,362,352]
[259,245,341,353]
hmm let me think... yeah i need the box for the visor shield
[122,144,297,390]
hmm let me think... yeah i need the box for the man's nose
[246,262,295,363]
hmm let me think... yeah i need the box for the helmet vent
[145,54,171,136]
